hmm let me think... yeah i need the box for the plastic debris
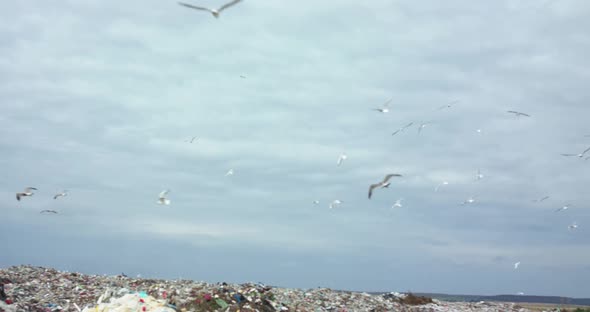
[0,265,538,312]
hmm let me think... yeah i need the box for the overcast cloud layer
[1,0,589,297]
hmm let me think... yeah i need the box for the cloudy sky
[1,0,589,297]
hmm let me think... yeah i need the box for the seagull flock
[11,1,585,282]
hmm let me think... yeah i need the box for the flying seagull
[556,204,570,212]
[337,153,347,166]
[507,110,531,118]
[435,181,449,192]
[54,190,68,200]
[561,146,590,158]
[368,174,402,199]
[437,100,459,110]
[531,195,549,203]
[16,187,38,201]
[373,98,392,113]
[177,0,243,18]
[516,292,525,296]
[514,262,520,269]
[392,122,413,136]
[476,169,484,181]
[239,75,246,79]
[417,122,432,134]
[329,200,341,209]
[392,199,403,208]
[568,222,578,231]
[40,210,58,214]
[313,200,320,205]
[225,168,234,176]
[158,190,171,205]
[461,196,476,205]
[185,136,198,143]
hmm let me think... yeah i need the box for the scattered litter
[0,265,536,312]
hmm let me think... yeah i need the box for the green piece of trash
[215,298,229,309]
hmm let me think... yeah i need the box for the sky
[1,0,589,298]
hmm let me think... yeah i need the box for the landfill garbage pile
[1,265,541,312]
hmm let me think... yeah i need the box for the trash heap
[1,265,537,312]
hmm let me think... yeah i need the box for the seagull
[461,196,476,205]
[337,153,348,166]
[368,174,402,199]
[329,200,341,209]
[476,169,484,181]
[54,190,68,200]
[568,222,578,231]
[225,168,234,176]
[40,210,58,214]
[435,181,449,192]
[392,199,403,208]
[313,200,320,205]
[177,0,243,18]
[239,75,246,79]
[16,187,38,201]
[476,129,482,133]
[417,122,432,134]
[158,190,171,205]
[187,136,198,143]
[373,98,392,113]
[514,262,520,269]
[516,292,525,296]
[531,196,549,203]
[392,122,413,136]
[556,204,570,212]
[561,146,590,158]
[507,110,531,118]
[437,100,459,110]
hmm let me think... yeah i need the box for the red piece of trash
[163,291,167,299]
[139,299,145,303]
[5,299,13,304]
[204,294,212,301]
[142,307,146,311]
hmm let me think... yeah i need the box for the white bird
[40,210,58,214]
[373,98,392,113]
[435,181,449,192]
[531,195,549,203]
[157,190,171,205]
[392,199,403,208]
[476,129,482,133]
[54,190,68,200]
[461,196,476,205]
[225,169,234,176]
[437,100,459,110]
[507,110,531,118]
[337,153,348,166]
[177,0,243,18]
[568,222,578,231]
[368,174,402,199]
[476,169,484,181]
[185,136,198,143]
[313,200,320,205]
[16,187,37,201]
[417,122,431,134]
[329,200,341,209]
[392,122,413,136]
[516,292,525,296]
[561,146,590,158]
[514,262,520,269]
[556,204,570,212]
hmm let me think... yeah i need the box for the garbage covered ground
[0,265,547,311]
